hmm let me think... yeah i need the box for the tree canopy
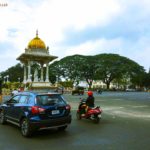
[94,54,145,89]
[49,53,146,89]
[0,53,148,90]
[1,63,23,82]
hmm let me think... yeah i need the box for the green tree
[142,70,150,89]
[1,63,23,82]
[94,54,145,89]
[50,55,86,85]
[79,56,97,89]
[50,55,97,89]
[49,60,65,83]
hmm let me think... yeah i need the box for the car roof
[16,91,61,96]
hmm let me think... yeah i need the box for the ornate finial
[36,30,38,37]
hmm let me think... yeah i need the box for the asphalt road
[0,92,150,150]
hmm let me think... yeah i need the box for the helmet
[87,91,93,96]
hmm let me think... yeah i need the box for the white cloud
[64,38,123,56]
[63,37,150,71]
[1,0,122,43]
[0,0,150,72]
[0,0,122,71]
[127,37,150,71]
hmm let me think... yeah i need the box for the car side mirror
[5,100,16,105]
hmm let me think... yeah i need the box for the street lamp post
[3,75,9,83]
[3,76,6,83]
[18,77,21,91]
[6,75,9,82]
[18,77,20,83]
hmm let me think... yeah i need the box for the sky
[0,0,150,72]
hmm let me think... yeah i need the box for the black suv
[72,86,84,95]
[0,91,71,137]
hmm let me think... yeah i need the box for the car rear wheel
[0,110,6,124]
[20,118,32,137]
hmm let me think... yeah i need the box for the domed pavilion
[17,31,58,89]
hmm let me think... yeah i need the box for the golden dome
[28,31,46,49]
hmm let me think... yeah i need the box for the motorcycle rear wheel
[93,117,100,124]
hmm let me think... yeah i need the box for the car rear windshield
[36,94,66,106]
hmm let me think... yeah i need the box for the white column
[33,68,38,82]
[23,65,27,83]
[27,61,32,82]
[45,63,49,82]
[40,64,44,82]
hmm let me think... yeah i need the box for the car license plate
[52,110,60,115]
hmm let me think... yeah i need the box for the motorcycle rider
[77,90,102,123]
[85,91,95,112]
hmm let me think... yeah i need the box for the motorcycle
[76,99,102,123]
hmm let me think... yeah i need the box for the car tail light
[66,104,71,110]
[31,106,45,114]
